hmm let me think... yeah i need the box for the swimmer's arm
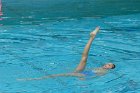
[79,75,99,80]
[17,76,52,81]
[17,73,81,81]
[17,74,68,81]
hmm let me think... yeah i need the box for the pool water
[0,1,140,93]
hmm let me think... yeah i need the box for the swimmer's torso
[81,68,108,77]
[93,68,108,75]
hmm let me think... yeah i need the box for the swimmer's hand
[90,26,100,37]
[17,76,52,81]
[17,78,36,81]
[17,77,44,81]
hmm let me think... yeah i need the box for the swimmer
[17,26,115,81]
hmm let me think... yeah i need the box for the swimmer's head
[102,63,115,69]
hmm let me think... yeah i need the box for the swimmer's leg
[75,26,100,72]
[17,73,84,81]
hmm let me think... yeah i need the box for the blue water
[0,1,140,93]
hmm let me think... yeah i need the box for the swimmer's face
[103,63,115,69]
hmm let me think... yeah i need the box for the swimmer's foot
[90,26,100,37]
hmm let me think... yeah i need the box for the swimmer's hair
[111,64,116,69]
